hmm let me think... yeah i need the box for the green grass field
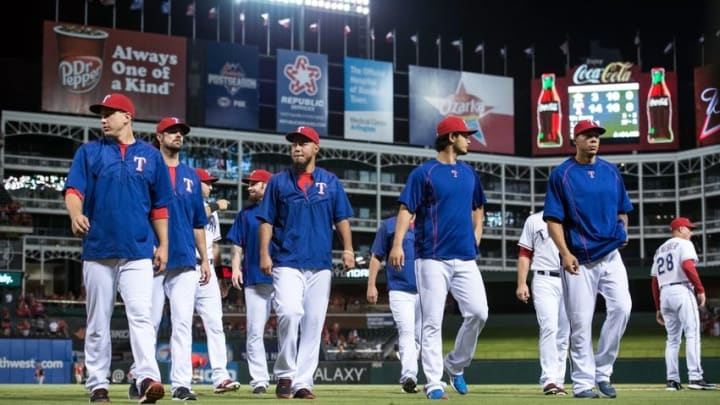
[0,384,716,404]
[462,313,720,359]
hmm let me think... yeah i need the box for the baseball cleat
[688,379,716,390]
[293,388,317,399]
[665,380,683,391]
[402,378,419,394]
[446,369,468,395]
[252,386,268,394]
[426,389,448,400]
[128,381,140,400]
[574,389,599,399]
[213,379,240,394]
[171,386,196,401]
[89,388,110,403]
[138,378,165,404]
[275,378,293,399]
[597,381,617,398]
[543,383,559,395]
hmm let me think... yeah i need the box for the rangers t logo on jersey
[134,156,147,172]
[183,177,194,192]
[316,182,327,195]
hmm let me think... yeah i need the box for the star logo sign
[284,55,322,96]
[424,81,493,146]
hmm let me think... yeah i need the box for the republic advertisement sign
[42,21,186,121]
[694,64,720,147]
[276,49,328,136]
[205,43,259,130]
[343,57,394,143]
[408,65,514,154]
[530,62,679,156]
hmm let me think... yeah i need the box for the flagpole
[415,32,419,66]
[55,0,59,22]
[230,1,234,43]
[216,1,221,43]
[700,36,705,66]
[531,45,535,78]
[459,39,463,71]
[672,36,677,72]
[291,22,294,50]
[168,0,172,36]
[437,35,441,69]
[343,26,347,57]
[370,28,375,60]
[267,16,271,56]
[392,29,397,72]
[140,2,144,32]
[192,5,196,41]
[112,3,116,29]
[482,42,485,73]
[317,24,321,53]
[242,11,246,45]
[503,45,508,76]
[84,0,88,25]
[635,31,642,71]
[565,34,570,75]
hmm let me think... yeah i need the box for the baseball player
[389,115,489,400]
[651,217,716,391]
[516,210,569,395]
[257,126,355,399]
[153,117,211,401]
[194,168,241,394]
[367,215,421,394]
[226,169,274,394]
[64,93,168,404]
[543,119,633,399]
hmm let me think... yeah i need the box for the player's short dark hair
[435,133,452,152]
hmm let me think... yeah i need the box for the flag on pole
[186,2,194,16]
[161,0,169,15]
[452,39,463,70]
[716,29,720,37]
[208,7,217,20]
[278,18,291,28]
[239,12,245,23]
[129,0,142,10]
[344,25,351,35]
[475,42,485,73]
[500,45,508,76]
[451,39,462,48]
[309,22,318,32]
[436,35,442,69]
[370,28,375,60]
[634,30,642,70]
[699,34,705,43]
[559,40,568,55]
[410,33,419,66]
[524,46,534,56]
[370,28,375,41]
[634,31,641,45]
[261,13,269,26]
[385,30,394,43]
[388,29,397,71]
[525,46,535,78]
[663,41,673,54]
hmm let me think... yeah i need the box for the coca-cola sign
[572,62,634,85]
[694,65,720,146]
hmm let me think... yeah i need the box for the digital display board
[567,82,639,144]
[530,62,679,156]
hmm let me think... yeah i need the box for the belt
[662,281,689,289]
[536,270,560,278]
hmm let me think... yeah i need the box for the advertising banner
[530,62,679,156]
[408,65,514,154]
[205,43,259,130]
[276,49,328,136]
[694,64,720,147]
[42,21,186,121]
[0,339,72,383]
[343,57,394,142]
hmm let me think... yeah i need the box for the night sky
[2,0,717,154]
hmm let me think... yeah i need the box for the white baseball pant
[562,249,632,394]
[416,258,488,394]
[661,284,704,381]
[389,290,421,384]
[531,272,569,388]
[83,259,161,392]
[272,267,332,393]
[159,268,200,392]
[195,268,232,386]
[244,283,274,389]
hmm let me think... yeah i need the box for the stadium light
[258,0,370,16]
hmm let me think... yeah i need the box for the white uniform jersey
[196,210,221,264]
[518,211,560,271]
[650,237,698,288]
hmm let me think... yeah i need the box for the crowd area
[0,290,71,338]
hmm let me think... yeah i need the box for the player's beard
[292,155,313,172]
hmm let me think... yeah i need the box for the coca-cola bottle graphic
[537,73,562,148]
[647,67,673,143]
